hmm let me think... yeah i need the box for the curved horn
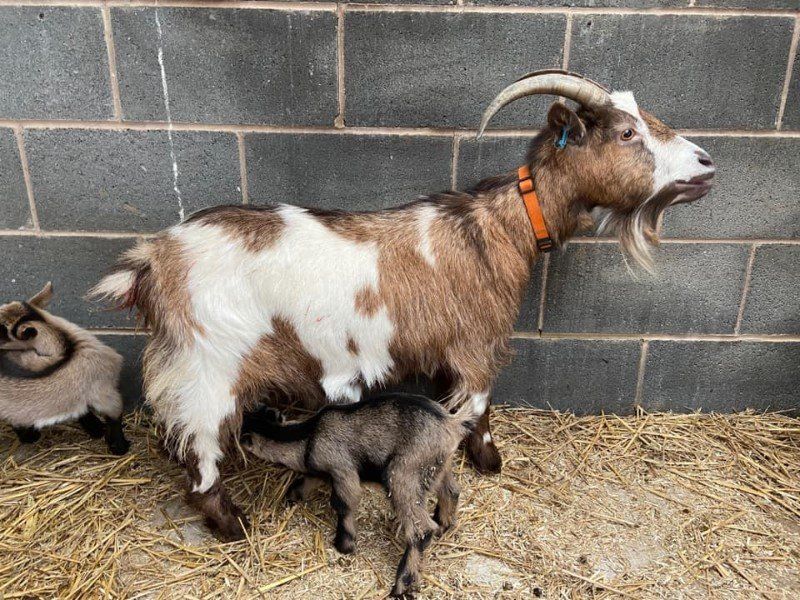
[477,69,612,138]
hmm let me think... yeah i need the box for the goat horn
[476,69,612,138]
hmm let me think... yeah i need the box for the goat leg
[466,403,502,474]
[78,411,106,439]
[391,531,433,598]
[286,475,324,504]
[433,468,460,534]
[103,418,130,456]
[330,473,361,554]
[185,447,249,542]
[13,426,40,444]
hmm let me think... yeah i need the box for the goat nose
[696,150,714,168]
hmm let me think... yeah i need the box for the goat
[0,283,130,455]
[241,393,486,597]
[90,70,715,540]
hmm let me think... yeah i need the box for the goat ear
[29,282,53,309]
[546,102,586,145]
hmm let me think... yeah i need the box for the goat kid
[241,393,486,597]
[91,70,715,540]
[0,283,130,454]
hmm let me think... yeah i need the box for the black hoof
[13,426,41,444]
[334,531,356,554]
[108,437,130,456]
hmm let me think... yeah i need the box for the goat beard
[595,184,686,274]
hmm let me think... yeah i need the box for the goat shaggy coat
[91,72,715,540]
[0,283,130,455]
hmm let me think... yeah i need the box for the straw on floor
[1,407,799,599]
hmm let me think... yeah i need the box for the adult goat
[91,71,715,540]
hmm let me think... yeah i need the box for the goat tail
[453,393,489,433]
[86,241,155,313]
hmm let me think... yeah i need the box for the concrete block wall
[0,1,797,413]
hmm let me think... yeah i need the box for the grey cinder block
[543,243,750,334]
[694,0,799,7]
[473,0,684,5]
[780,51,800,130]
[25,129,241,232]
[0,129,30,230]
[740,245,800,335]
[641,341,800,413]
[456,137,531,191]
[494,338,641,414]
[245,134,452,210]
[345,12,566,128]
[98,334,148,410]
[0,7,114,120]
[111,7,337,125]
[0,236,136,329]
[515,260,545,334]
[569,15,794,129]
[662,137,800,239]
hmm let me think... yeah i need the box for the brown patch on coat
[346,337,358,356]
[354,285,383,318]
[377,197,530,393]
[185,205,285,253]
[640,110,676,141]
[119,235,202,342]
[305,207,377,245]
[231,316,325,407]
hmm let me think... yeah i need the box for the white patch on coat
[149,205,397,481]
[34,408,87,429]
[610,90,639,116]
[610,91,714,195]
[470,392,489,417]
[415,204,438,267]
[482,432,492,444]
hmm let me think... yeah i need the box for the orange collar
[517,165,554,253]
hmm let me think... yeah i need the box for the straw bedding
[1,407,799,599]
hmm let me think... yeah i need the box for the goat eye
[621,128,635,141]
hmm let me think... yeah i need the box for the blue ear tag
[555,126,569,150]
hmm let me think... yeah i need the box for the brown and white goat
[91,70,715,540]
[241,393,484,597]
[1,283,130,454]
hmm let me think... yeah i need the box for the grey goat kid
[0,283,130,455]
[241,393,488,597]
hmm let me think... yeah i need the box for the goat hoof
[390,572,418,598]
[434,523,453,537]
[433,507,454,534]
[108,437,130,456]
[210,513,250,543]
[467,441,502,475]
[334,532,356,554]
[285,481,305,505]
